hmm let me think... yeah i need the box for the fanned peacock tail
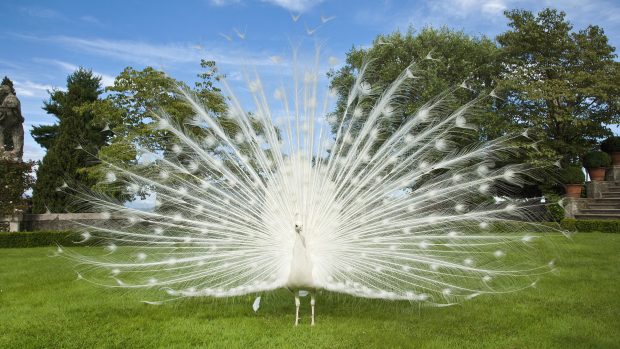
[61,52,565,306]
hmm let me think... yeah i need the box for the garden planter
[564,184,582,198]
[611,152,620,166]
[587,167,606,181]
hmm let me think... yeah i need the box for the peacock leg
[310,292,316,326]
[294,294,300,326]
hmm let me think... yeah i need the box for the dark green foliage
[30,124,59,150]
[601,136,620,153]
[582,151,611,168]
[0,160,35,215]
[0,231,88,248]
[31,69,111,213]
[497,8,620,166]
[545,194,565,222]
[329,27,506,140]
[560,165,585,184]
[560,219,620,233]
[83,61,262,203]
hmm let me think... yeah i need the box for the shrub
[0,160,35,216]
[545,194,565,222]
[0,231,96,248]
[601,136,620,153]
[560,166,585,184]
[582,151,611,168]
[560,219,620,233]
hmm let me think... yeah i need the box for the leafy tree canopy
[497,8,620,165]
[0,160,35,216]
[80,60,233,202]
[328,27,514,146]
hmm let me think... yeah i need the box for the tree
[81,60,231,201]
[31,69,111,213]
[30,124,59,151]
[328,27,511,145]
[497,8,620,166]
[0,160,35,216]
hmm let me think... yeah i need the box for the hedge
[2,221,619,248]
[0,231,92,248]
[559,219,620,233]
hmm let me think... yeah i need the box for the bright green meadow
[0,233,619,348]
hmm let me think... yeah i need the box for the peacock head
[294,212,302,234]
[294,221,302,234]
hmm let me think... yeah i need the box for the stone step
[591,198,620,204]
[587,204,620,209]
[574,213,620,220]
[601,193,620,198]
[580,209,620,215]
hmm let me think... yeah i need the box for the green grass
[1,233,619,349]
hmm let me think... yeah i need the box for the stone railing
[564,165,620,220]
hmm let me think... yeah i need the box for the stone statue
[0,78,24,161]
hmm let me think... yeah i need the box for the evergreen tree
[31,69,110,213]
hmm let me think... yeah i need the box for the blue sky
[1,0,619,162]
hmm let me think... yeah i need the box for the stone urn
[564,184,583,198]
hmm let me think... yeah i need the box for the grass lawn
[1,233,619,349]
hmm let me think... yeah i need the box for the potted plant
[561,165,585,198]
[601,136,620,166]
[582,151,611,181]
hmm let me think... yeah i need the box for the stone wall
[1,213,127,232]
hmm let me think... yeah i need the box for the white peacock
[62,49,562,326]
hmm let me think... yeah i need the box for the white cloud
[428,0,507,18]
[370,0,620,48]
[13,80,55,98]
[0,59,23,70]
[481,0,507,15]
[209,0,241,6]
[34,58,115,87]
[22,142,46,162]
[207,0,322,11]
[80,15,101,24]
[50,36,201,65]
[22,34,277,68]
[125,193,157,211]
[262,0,323,12]
[19,6,63,19]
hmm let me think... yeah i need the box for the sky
[1,0,619,162]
